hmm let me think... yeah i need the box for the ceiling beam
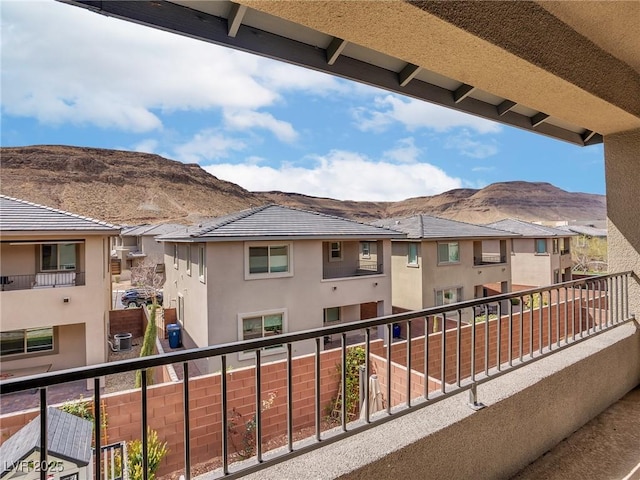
[59,0,596,147]
[398,63,421,87]
[497,100,517,116]
[453,84,475,104]
[581,130,597,144]
[531,113,550,128]
[326,37,347,66]
[227,3,247,38]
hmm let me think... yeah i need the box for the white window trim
[198,244,206,283]
[186,245,192,276]
[40,243,77,272]
[437,242,460,265]
[361,242,371,259]
[244,242,294,280]
[237,308,288,361]
[329,241,343,262]
[534,238,548,255]
[0,326,56,358]
[173,244,179,269]
[407,242,419,267]
[435,286,464,306]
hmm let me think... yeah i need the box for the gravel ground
[105,336,144,393]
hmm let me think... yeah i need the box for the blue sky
[1,1,605,201]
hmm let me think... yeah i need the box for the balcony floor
[512,385,640,479]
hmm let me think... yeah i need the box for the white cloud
[445,130,499,158]
[223,110,298,143]
[173,130,246,164]
[0,1,344,133]
[132,139,159,154]
[382,137,422,164]
[353,95,502,134]
[203,150,462,201]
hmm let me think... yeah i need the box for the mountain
[0,145,606,225]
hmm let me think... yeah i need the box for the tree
[572,235,608,273]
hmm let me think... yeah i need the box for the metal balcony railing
[0,272,86,291]
[0,272,633,480]
[323,260,383,279]
[473,254,507,266]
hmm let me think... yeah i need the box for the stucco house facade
[0,195,119,377]
[158,205,402,369]
[111,223,182,281]
[487,218,575,288]
[373,215,517,326]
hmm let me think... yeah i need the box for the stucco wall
[605,128,640,317]
[0,235,112,371]
[511,238,552,286]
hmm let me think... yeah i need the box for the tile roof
[486,218,575,237]
[372,214,519,240]
[555,225,607,237]
[157,205,405,241]
[0,407,93,474]
[121,223,184,237]
[0,195,119,233]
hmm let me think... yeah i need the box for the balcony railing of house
[0,272,632,480]
[473,254,507,266]
[0,272,86,291]
[561,248,571,255]
[323,260,383,279]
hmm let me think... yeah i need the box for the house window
[408,243,419,266]
[552,238,559,254]
[198,245,205,281]
[329,242,342,261]
[173,244,179,269]
[554,270,560,284]
[437,242,460,264]
[535,239,547,254]
[177,294,185,324]
[186,245,192,276]
[239,310,286,359]
[361,242,371,259]
[0,327,54,357]
[41,243,76,271]
[435,287,463,306]
[246,243,292,278]
[324,307,341,325]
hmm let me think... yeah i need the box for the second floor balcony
[0,271,86,291]
[322,240,384,279]
[0,272,634,480]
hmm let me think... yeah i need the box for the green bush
[135,304,157,388]
[333,346,366,420]
[127,428,168,480]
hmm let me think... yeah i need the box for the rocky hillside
[0,145,606,225]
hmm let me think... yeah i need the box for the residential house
[486,218,575,287]
[373,214,517,327]
[157,205,402,369]
[111,223,182,281]
[0,195,119,376]
[556,224,608,273]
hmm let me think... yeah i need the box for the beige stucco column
[604,128,640,318]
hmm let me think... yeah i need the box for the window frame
[435,287,464,306]
[437,242,460,265]
[0,327,56,358]
[407,242,419,266]
[535,238,548,255]
[323,306,341,325]
[173,244,179,269]
[40,243,77,272]
[361,242,371,259]
[552,238,559,254]
[237,309,287,360]
[245,242,293,279]
[329,241,343,262]
[186,244,192,276]
[198,244,206,282]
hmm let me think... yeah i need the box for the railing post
[468,383,485,411]
[93,379,101,480]
[40,388,48,480]
[182,362,191,480]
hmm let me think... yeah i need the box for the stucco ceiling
[60,1,640,143]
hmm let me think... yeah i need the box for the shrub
[135,303,157,388]
[127,428,168,480]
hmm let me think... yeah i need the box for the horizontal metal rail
[0,272,633,480]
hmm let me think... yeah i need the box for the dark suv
[121,288,163,308]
